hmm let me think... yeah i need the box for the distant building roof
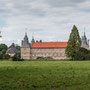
[6,43,20,54]
[32,42,67,48]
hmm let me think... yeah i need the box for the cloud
[0,0,90,46]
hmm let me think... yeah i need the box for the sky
[0,0,90,46]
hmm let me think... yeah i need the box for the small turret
[40,40,42,43]
[12,43,15,48]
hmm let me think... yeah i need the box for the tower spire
[81,28,89,49]
[25,28,27,35]
[31,33,35,45]
[84,31,85,34]
[25,32,27,35]
[84,27,86,36]
[22,30,30,47]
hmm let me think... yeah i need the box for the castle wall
[30,48,67,59]
[21,47,67,60]
[21,47,31,60]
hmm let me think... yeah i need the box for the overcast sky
[0,0,90,46]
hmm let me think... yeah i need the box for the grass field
[0,61,90,90]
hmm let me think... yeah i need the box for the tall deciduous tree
[65,25,81,60]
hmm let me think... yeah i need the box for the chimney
[40,40,42,43]
[36,40,38,42]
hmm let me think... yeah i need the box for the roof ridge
[35,42,67,43]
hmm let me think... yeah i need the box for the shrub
[37,57,45,60]
[73,47,90,60]
[3,54,10,59]
[0,53,3,60]
[12,54,24,61]
[37,57,53,60]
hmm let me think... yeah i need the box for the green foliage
[12,54,24,61]
[16,44,20,50]
[0,61,90,89]
[0,53,3,60]
[2,49,7,54]
[3,54,10,59]
[37,57,52,60]
[73,47,90,60]
[0,44,9,60]
[66,25,81,60]
[0,44,8,51]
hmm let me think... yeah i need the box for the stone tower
[81,32,89,49]
[21,33,31,60]
[22,33,30,47]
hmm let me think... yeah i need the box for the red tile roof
[32,42,67,48]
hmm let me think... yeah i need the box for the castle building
[21,33,67,60]
[21,32,89,60]
[81,32,89,49]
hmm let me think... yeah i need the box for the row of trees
[66,25,90,60]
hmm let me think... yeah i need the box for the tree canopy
[65,25,81,60]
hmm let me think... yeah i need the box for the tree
[16,44,20,51]
[3,54,10,60]
[12,54,24,61]
[0,44,8,51]
[74,47,90,60]
[65,25,81,60]
[0,44,8,60]
[2,49,7,54]
[0,52,3,60]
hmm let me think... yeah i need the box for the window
[37,54,40,57]
[62,54,65,57]
[34,54,36,56]
[60,54,62,57]
[53,53,54,56]
[48,53,51,56]
[31,54,34,57]
[54,53,57,57]
[45,53,47,57]
[24,48,26,50]
[59,54,61,56]
[44,48,47,51]
[24,53,26,57]
[56,54,58,57]
[41,53,43,56]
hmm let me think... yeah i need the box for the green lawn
[0,61,90,90]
